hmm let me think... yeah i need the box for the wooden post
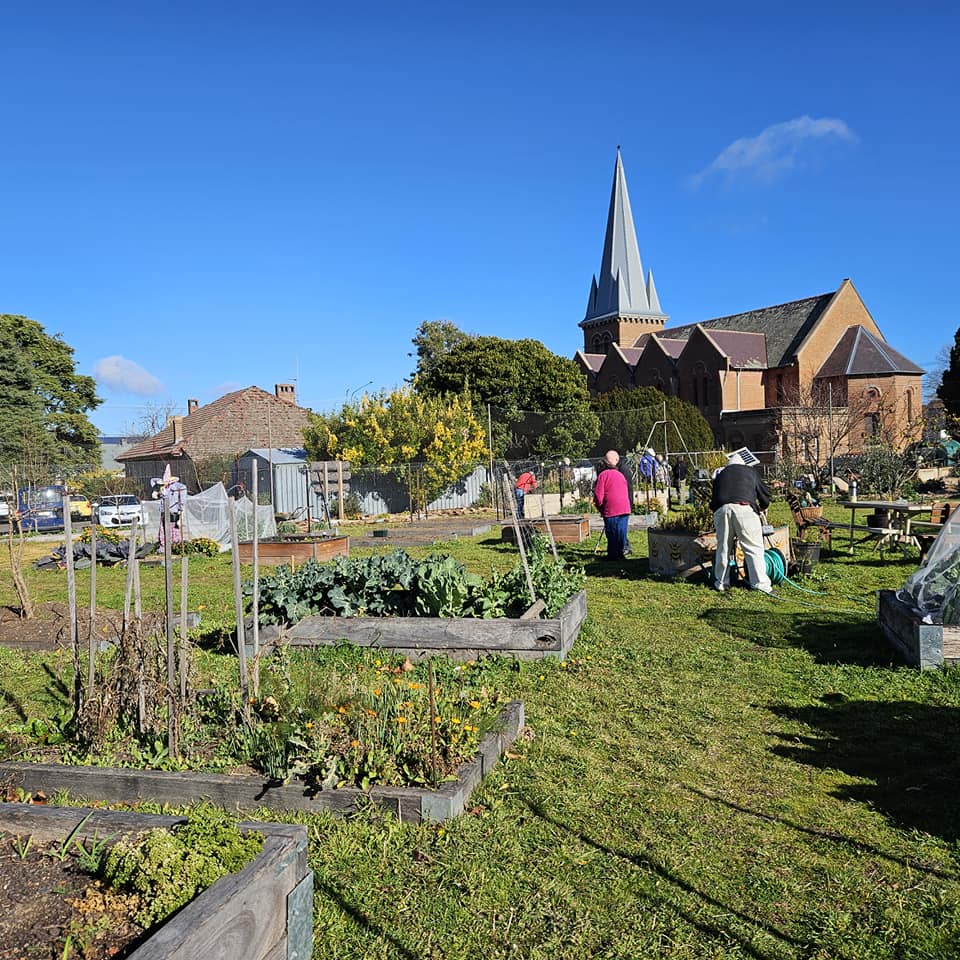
[163,498,178,758]
[122,523,136,631]
[337,461,345,523]
[250,457,260,697]
[133,549,144,732]
[502,464,536,605]
[228,496,249,706]
[87,520,97,698]
[62,496,80,713]
[537,460,558,560]
[179,553,189,701]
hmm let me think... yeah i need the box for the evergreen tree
[936,327,960,417]
[591,387,715,455]
[0,314,102,471]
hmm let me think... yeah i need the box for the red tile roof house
[116,384,311,493]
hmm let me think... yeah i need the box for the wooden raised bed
[236,535,349,566]
[646,525,790,577]
[256,590,587,662]
[0,701,524,823]
[0,805,312,960]
[501,516,590,544]
[877,589,960,670]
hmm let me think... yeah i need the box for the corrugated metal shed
[235,448,334,523]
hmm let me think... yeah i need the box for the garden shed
[234,448,331,521]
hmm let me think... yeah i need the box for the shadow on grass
[522,797,796,959]
[314,877,420,960]
[699,608,896,667]
[683,785,959,880]
[770,697,960,843]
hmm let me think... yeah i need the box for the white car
[94,494,144,526]
[0,493,10,521]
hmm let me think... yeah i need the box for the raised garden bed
[256,591,587,661]
[237,535,349,566]
[646,525,790,578]
[1,701,524,823]
[0,804,312,960]
[501,516,590,544]
[877,589,960,670]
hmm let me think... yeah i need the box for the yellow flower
[337,706,347,715]
[373,688,382,697]
[560,661,567,668]
[374,659,382,666]
[433,716,441,724]
[469,701,480,709]
[350,739,359,748]
[450,718,461,725]
[569,730,577,737]
[396,716,407,724]
[305,721,314,729]
[538,674,545,681]
[366,709,377,717]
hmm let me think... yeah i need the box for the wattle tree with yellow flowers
[304,387,487,510]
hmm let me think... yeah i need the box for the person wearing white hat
[710,456,773,594]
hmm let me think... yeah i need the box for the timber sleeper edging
[0,804,312,960]
[0,700,525,823]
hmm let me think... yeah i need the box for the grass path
[2,507,959,957]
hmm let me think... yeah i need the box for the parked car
[0,492,11,521]
[69,494,92,520]
[94,494,144,526]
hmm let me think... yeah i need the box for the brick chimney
[275,383,297,405]
[187,398,199,415]
[171,416,184,443]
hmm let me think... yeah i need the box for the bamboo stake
[87,519,97,698]
[502,464,536,604]
[228,496,249,706]
[250,457,260,697]
[162,498,178,758]
[62,495,80,714]
[179,552,188,701]
[428,658,439,789]
[122,523,136,631]
[536,460,559,560]
[133,546,144,732]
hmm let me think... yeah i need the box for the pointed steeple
[646,270,661,314]
[582,149,666,325]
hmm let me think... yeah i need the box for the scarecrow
[151,465,188,547]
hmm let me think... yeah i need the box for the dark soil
[0,604,163,653]
[0,833,146,959]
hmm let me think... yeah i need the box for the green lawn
[2,503,959,959]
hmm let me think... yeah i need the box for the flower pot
[791,539,821,576]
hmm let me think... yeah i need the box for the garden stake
[501,463,536,605]
[428,658,439,789]
[179,553,189,701]
[228,496,249,710]
[250,457,260,696]
[122,523,136,630]
[62,494,80,714]
[87,520,97,700]
[163,498,178,759]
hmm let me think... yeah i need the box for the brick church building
[574,151,924,458]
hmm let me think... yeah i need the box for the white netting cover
[897,505,960,622]
[141,482,276,549]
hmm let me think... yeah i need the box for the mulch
[0,604,158,653]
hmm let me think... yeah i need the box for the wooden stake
[179,553,189,701]
[536,460,559,560]
[122,523,136,631]
[228,496,249,706]
[428,659,438,790]
[62,495,80,713]
[163,499,178,758]
[502,464,536,605]
[250,457,260,697]
[87,520,97,698]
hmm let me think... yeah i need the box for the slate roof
[703,330,768,368]
[816,326,925,378]
[619,347,643,365]
[577,351,607,373]
[662,292,834,368]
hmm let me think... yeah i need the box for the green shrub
[100,805,263,927]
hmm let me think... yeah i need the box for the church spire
[583,149,665,324]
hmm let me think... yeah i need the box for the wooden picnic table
[836,499,932,555]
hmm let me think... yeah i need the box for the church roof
[662,292,834,368]
[704,330,768,368]
[816,325,925,378]
[581,150,667,326]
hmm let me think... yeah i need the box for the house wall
[718,368,765,413]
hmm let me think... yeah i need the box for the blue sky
[2,1,957,434]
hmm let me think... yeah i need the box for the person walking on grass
[594,450,631,561]
[711,452,773,594]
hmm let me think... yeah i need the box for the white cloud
[94,355,165,395]
[693,116,856,185]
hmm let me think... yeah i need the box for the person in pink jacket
[593,450,631,560]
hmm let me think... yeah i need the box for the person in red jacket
[593,451,631,560]
[514,471,537,518]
